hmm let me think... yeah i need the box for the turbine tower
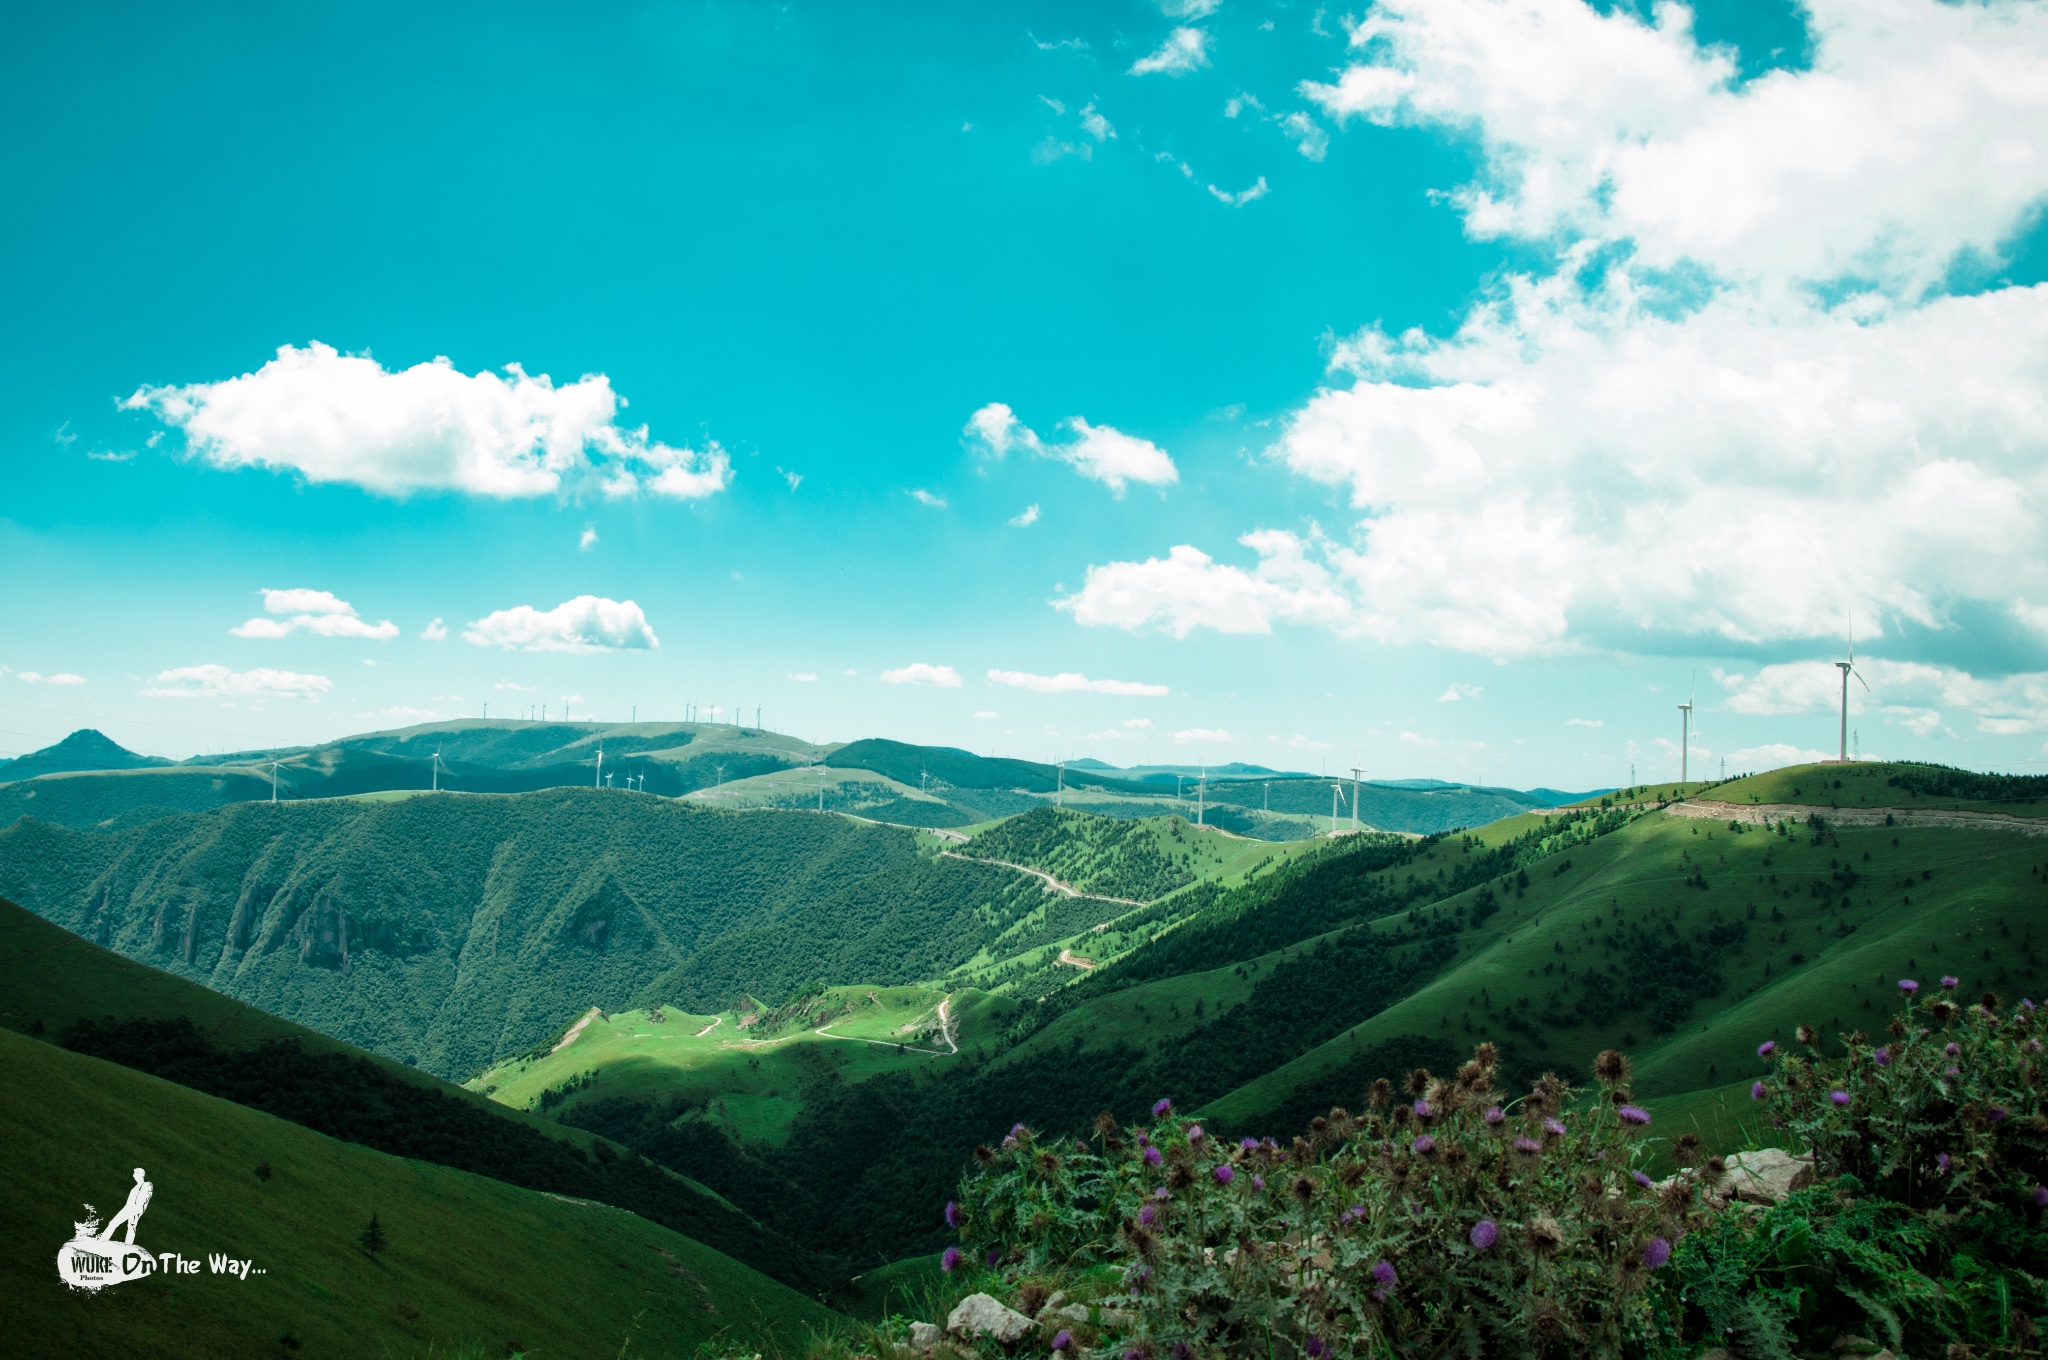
[1350,767,1365,832]
[270,759,282,804]
[1678,683,1694,785]
[1835,617,1868,763]
[1330,783,1343,836]
[1196,763,1205,826]
[594,745,604,789]
[432,749,443,793]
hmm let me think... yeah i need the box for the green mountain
[0,728,171,781]
[0,1025,837,1359]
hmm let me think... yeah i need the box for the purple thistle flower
[2025,999,2038,1012]
[1757,1040,1776,1057]
[1751,1081,1767,1101]
[1945,1066,1961,1077]
[1618,1104,1651,1126]
[1898,979,1920,995]
[1946,1042,1961,1056]
[1144,1146,1163,1168]
[944,1200,963,1229]
[2033,1185,2048,1208]
[1125,1351,1145,1360]
[1544,1117,1566,1137]
[1412,1135,1436,1154]
[1483,1106,1505,1125]
[1642,1236,1672,1270]
[1152,1097,1173,1118]
[1470,1218,1498,1251]
[1369,1288,1387,1303]
[1991,1106,2010,1122]
[1937,1152,1951,1172]
[941,1246,961,1273]
[1153,1186,1169,1199]
[1830,1090,1850,1106]
[1412,1099,1434,1121]
[1186,1123,1205,1144]
[1253,1175,1266,1191]
[1874,1049,1890,1066]
[1370,1260,1398,1288]
[1304,1339,1326,1360]
[1139,1204,1158,1226]
[1214,1164,1236,1185]
[987,1248,1003,1268]
[1632,1170,1654,1189]
[1172,1344,1193,1360]
[1241,1137,1260,1153]
[1053,1331,1073,1353]
[1010,1122,1029,1139]
[1513,1136,1543,1154]
[1941,975,1959,989]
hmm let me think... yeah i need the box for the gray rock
[1052,1304,1090,1324]
[947,1293,1036,1344]
[1723,1149,1814,1205]
[909,1323,944,1349]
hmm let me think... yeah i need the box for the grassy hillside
[0,728,170,781]
[0,1027,839,1360]
[1701,759,2048,815]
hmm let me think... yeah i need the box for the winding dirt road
[938,851,1149,906]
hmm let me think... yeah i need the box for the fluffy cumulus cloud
[143,664,332,701]
[987,669,1170,696]
[1173,727,1232,744]
[1131,27,1211,76]
[965,404,1177,494]
[231,588,398,640]
[462,596,659,653]
[124,343,731,501]
[1719,660,2048,737]
[1058,530,1351,636]
[16,671,87,685]
[1074,0,2048,665]
[880,663,963,687]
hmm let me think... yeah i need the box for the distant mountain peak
[0,728,170,783]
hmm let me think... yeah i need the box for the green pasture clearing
[1707,760,2048,816]
[0,1028,838,1360]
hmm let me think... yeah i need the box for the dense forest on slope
[0,791,1045,1077]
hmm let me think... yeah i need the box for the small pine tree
[358,1212,387,1257]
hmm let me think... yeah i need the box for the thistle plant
[946,1044,1720,1359]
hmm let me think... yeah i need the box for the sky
[4,0,2047,787]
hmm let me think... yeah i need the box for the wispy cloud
[1566,717,1603,728]
[463,596,659,653]
[17,671,87,685]
[1010,503,1041,528]
[1173,727,1231,744]
[881,662,963,688]
[1131,27,1211,76]
[1207,177,1269,207]
[909,488,949,509]
[1438,683,1483,702]
[421,617,448,641]
[231,588,398,640]
[965,404,1177,494]
[787,672,818,682]
[988,669,1170,696]
[579,524,599,551]
[143,664,331,701]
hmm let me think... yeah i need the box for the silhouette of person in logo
[101,1168,152,1245]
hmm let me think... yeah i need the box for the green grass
[1708,759,2048,816]
[0,1027,840,1360]
[1197,806,2048,1126]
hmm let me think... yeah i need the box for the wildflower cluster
[945,1046,1720,1359]
[1750,981,2048,1212]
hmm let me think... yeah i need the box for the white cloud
[965,404,1177,494]
[780,467,803,491]
[1207,177,1270,207]
[1124,718,1153,728]
[1077,0,2048,660]
[909,488,949,509]
[1437,682,1482,702]
[1173,727,1232,744]
[232,588,399,640]
[1161,0,1222,18]
[143,664,332,701]
[1080,104,1116,141]
[1724,743,1838,771]
[462,596,659,653]
[422,617,448,641]
[988,669,1170,697]
[788,672,818,682]
[881,663,963,688]
[1285,733,1332,748]
[1010,503,1042,528]
[579,524,599,551]
[1281,111,1328,161]
[493,681,535,691]
[1058,530,1351,637]
[124,342,731,501]
[975,710,1002,719]
[1566,717,1603,728]
[1132,26,1211,76]
[1398,730,1438,746]
[17,672,87,685]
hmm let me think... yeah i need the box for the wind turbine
[594,745,604,789]
[1329,783,1344,836]
[431,749,443,793]
[270,759,283,803]
[1196,763,1205,826]
[1350,767,1365,832]
[1677,681,1694,785]
[1835,617,1869,763]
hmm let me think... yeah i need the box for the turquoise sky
[5,0,2047,784]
